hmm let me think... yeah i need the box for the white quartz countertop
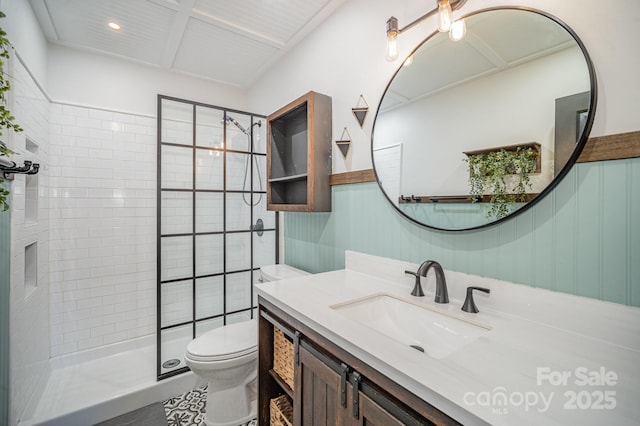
[256,251,640,426]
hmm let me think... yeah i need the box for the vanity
[256,251,640,425]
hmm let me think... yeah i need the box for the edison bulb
[437,0,453,32]
[449,19,466,41]
[386,32,398,61]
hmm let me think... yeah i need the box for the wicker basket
[270,395,293,426]
[273,328,295,389]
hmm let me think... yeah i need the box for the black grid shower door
[157,95,278,380]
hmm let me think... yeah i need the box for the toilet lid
[186,320,257,362]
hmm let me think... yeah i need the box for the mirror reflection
[372,8,595,230]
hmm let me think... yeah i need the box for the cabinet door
[357,392,407,426]
[345,382,414,426]
[294,344,348,426]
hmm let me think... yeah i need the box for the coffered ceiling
[29,0,345,87]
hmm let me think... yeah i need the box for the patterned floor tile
[163,385,257,426]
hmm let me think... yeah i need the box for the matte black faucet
[461,286,490,313]
[404,260,449,303]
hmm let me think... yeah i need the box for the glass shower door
[157,96,277,379]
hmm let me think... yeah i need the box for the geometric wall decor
[352,95,369,128]
[335,127,352,158]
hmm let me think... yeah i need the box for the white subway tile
[102,312,127,325]
[76,316,102,331]
[62,321,78,334]
[115,319,138,332]
[91,323,115,337]
[76,117,102,129]
[76,296,102,310]
[63,329,90,344]
[62,105,89,117]
[88,128,113,140]
[51,342,78,357]
[103,331,129,345]
[88,109,113,120]
[50,334,63,346]
[78,336,104,351]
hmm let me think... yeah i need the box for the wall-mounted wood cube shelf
[267,91,332,212]
[464,142,542,173]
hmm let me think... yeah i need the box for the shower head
[225,114,250,136]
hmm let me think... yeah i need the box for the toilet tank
[259,264,310,282]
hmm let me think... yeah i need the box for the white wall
[0,0,49,89]
[247,0,640,173]
[47,45,247,117]
[2,1,51,423]
[8,57,51,425]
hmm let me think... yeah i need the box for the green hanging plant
[464,146,537,220]
[0,11,23,211]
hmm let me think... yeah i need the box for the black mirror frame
[371,6,597,232]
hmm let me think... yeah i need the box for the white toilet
[184,264,309,426]
[184,320,258,426]
[259,263,310,283]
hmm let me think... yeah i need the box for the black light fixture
[386,0,468,61]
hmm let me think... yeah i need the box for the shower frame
[156,95,278,381]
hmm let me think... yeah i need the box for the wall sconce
[386,0,467,61]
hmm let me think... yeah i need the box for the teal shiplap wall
[285,158,640,307]
[0,186,10,424]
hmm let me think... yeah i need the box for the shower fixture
[224,114,262,136]
[225,113,264,207]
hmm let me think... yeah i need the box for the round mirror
[372,8,596,231]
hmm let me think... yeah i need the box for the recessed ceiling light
[108,22,121,31]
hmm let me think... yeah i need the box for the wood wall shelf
[577,130,640,163]
[268,173,308,184]
[267,91,332,212]
[464,141,542,173]
[398,194,539,204]
[329,169,376,185]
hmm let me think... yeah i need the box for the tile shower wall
[285,157,640,308]
[48,104,157,356]
[8,58,51,423]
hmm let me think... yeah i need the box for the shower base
[18,335,202,426]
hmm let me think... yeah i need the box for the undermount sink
[331,293,490,359]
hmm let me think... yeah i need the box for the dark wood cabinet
[294,344,347,425]
[354,387,405,426]
[258,297,462,426]
[266,91,332,212]
[295,344,407,426]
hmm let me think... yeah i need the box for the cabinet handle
[293,331,301,366]
[351,371,362,419]
[340,363,349,408]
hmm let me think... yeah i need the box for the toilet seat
[186,320,257,362]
